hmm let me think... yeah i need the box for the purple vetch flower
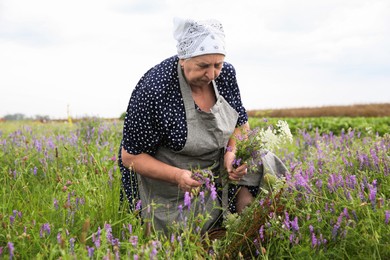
[233,158,242,167]
[150,241,160,259]
[346,175,357,189]
[0,246,3,256]
[135,200,142,211]
[184,192,191,210]
[385,210,390,225]
[289,234,295,244]
[315,179,323,190]
[309,225,314,234]
[10,215,15,225]
[69,237,75,253]
[259,225,265,242]
[283,211,291,230]
[87,246,95,258]
[53,198,59,210]
[33,166,38,175]
[57,232,62,244]
[291,216,299,232]
[8,242,14,259]
[352,210,358,222]
[199,191,205,211]
[368,184,377,209]
[332,214,343,240]
[104,223,113,243]
[370,148,380,169]
[130,236,138,247]
[170,234,175,243]
[40,223,51,238]
[343,208,350,220]
[128,224,133,234]
[311,233,318,248]
[210,185,217,201]
[93,227,101,248]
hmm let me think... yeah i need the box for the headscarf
[173,17,226,59]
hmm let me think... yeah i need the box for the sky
[1,0,389,119]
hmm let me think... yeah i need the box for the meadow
[1,116,389,259]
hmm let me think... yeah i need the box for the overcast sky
[1,0,389,119]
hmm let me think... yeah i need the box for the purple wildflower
[184,192,191,210]
[289,234,295,244]
[40,223,51,238]
[259,225,265,242]
[53,198,59,210]
[128,224,133,234]
[210,185,217,201]
[385,210,390,225]
[150,241,159,259]
[369,184,377,209]
[283,211,291,230]
[130,236,138,247]
[309,225,314,234]
[346,175,357,189]
[7,242,14,260]
[291,216,299,232]
[87,246,95,258]
[199,191,205,212]
[311,233,317,248]
[93,227,101,248]
[104,223,113,243]
[135,200,142,211]
[69,237,75,253]
[10,215,15,225]
[57,232,62,244]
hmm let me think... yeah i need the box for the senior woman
[118,18,253,234]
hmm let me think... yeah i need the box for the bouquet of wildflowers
[231,120,293,171]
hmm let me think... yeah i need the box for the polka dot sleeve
[122,74,162,155]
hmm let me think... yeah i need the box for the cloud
[0,0,389,118]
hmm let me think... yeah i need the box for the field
[1,114,389,259]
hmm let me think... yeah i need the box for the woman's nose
[205,67,218,81]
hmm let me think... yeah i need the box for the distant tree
[3,113,26,120]
[120,112,126,120]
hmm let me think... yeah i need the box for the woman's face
[180,54,225,88]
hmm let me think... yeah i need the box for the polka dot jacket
[118,55,249,211]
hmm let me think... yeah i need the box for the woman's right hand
[175,170,201,192]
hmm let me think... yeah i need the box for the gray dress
[137,64,239,234]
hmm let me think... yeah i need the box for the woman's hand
[175,169,202,192]
[228,163,247,181]
[224,150,247,181]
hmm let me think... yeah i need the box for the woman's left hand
[228,163,247,181]
[224,150,247,181]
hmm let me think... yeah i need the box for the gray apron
[137,64,239,234]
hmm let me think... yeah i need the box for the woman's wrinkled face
[180,54,225,88]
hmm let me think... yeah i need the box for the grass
[1,117,389,259]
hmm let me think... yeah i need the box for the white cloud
[1,0,389,118]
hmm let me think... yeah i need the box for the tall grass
[0,118,389,259]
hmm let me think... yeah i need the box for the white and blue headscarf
[173,17,226,59]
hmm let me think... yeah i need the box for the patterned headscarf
[173,17,226,59]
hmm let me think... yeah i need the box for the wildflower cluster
[231,120,293,169]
